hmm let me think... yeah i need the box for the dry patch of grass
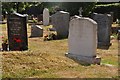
[0,24,119,78]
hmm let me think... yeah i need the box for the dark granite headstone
[7,12,28,51]
[91,13,112,48]
[51,11,70,38]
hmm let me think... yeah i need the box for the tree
[40,2,96,16]
[59,2,96,16]
[2,2,96,17]
[2,2,40,14]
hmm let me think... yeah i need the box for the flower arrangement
[43,28,57,41]
[33,17,38,23]
[1,36,8,51]
[1,36,8,44]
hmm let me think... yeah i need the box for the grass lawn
[0,23,119,78]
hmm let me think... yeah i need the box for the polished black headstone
[7,12,28,51]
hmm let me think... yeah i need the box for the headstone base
[65,53,101,65]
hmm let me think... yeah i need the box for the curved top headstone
[68,16,97,57]
[51,11,70,38]
[91,13,112,47]
[43,8,49,26]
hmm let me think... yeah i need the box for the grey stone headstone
[66,16,101,65]
[7,12,28,51]
[43,8,49,26]
[51,11,70,38]
[91,13,112,47]
[30,25,43,37]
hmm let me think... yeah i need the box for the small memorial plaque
[7,12,28,51]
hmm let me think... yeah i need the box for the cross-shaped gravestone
[78,7,83,17]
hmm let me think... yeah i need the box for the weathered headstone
[43,8,49,26]
[66,16,101,64]
[91,13,112,47]
[37,14,43,22]
[51,11,70,38]
[30,25,43,37]
[7,12,28,51]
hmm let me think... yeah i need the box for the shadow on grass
[97,43,112,50]
[69,58,91,66]
[55,36,68,40]
[65,54,91,66]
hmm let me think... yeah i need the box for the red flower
[14,38,22,43]
[16,39,22,43]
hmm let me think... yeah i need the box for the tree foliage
[2,2,96,16]
[39,2,96,16]
[93,3,120,20]
[2,2,40,14]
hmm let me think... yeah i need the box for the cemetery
[0,2,119,79]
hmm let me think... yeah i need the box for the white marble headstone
[43,8,49,26]
[66,16,101,64]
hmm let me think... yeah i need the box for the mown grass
[0,24,119,78]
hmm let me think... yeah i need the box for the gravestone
[91,13,112,47]
[43,8,49,26]
[66,16,101,64]
[7,12,28,51]
[51,11,70,38]
[37,14,43,22]
[30,25,43,37]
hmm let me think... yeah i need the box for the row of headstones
[66,13,113,64]
[42,9,112,64]
[43,8,69,38]
[30,11,112,64]
[42,8,112,46]
[6,10,112,64]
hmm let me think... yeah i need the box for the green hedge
[93,3,120,22]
